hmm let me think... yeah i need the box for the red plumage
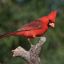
[48,10,57,23]
[0,10,57,39]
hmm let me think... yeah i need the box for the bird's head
[48,10,57,28]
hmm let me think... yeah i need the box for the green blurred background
[0,0,64,64]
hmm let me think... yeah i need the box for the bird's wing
[17,20,42,31]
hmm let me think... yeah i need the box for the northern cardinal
[0,10,57,40]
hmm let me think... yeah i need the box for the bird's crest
[48,10,57,23]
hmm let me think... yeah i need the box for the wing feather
[17,20,42,31]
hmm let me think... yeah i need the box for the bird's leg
[28,38,32,46]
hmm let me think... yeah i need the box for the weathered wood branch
[12,37,46,64]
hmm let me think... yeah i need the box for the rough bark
[12,37,46,64]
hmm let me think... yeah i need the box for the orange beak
[49,23,55,28]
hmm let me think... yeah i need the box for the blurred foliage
[0,0,64,64]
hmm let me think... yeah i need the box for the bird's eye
[49,20,52,23]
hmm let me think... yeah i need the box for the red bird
[0,10,57,40]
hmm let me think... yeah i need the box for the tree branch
[12,37,46,64]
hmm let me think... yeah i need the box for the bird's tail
[48,10,57,23]
[0,32,16,39]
